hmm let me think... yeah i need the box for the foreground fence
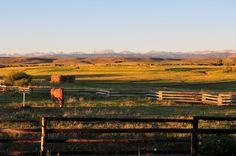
[0,116,235,156]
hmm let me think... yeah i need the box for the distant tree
[4,71,32,86]
[216,59,224,66]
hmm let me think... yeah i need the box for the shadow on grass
[31,73,236,91]
[63,80,236,91]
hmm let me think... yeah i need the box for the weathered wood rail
[25,87,236,105]
[156,91,236,105]
[0,85,32,93]
[1,85,236,106]
[202,93,236,105]
[0,116,235,156]
[156,91,202,103]
[32,88,153,97]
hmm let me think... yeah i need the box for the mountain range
[1,49,236,59]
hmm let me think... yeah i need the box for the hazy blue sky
[0,0,235,53]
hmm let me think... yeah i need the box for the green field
[1,64,236,91]
[0,64,236,118]
[0,63,235,155]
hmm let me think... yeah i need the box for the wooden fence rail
[2,85,236,106]
[0,117,235,156]
[32,88,153,97]
[42,117,193,156]
[20,88,236,105]
[156,91,236,105]
[156,91,202,103]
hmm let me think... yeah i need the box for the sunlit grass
[0,64,234,82]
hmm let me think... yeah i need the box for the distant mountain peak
[0,49,236,59]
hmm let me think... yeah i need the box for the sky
[0,0,236,53]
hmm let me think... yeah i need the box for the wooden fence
[0,116,235,156]
[156,91,202,103]
[202,93,236,105]
[1,85,236,106]
[156,91,236,105]
[0,119,40,156]
[0,86,31,93]
[29,88,236,105]
[32,88,152,97]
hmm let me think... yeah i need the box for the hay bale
[51,75,75,83]
[51,75,61,83]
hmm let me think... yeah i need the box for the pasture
[1,64,236,91]
[0,62,236,155]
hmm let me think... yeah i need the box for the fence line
[31,88,236,106]
[2,86,236,106]
[156,91,202,103]
[29,88,236,105]
[156,91,236,105]
[0,119,40,156]
[0,116,235,156]
[41,117,193,156]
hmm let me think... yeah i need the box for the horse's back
[51,88,64,99]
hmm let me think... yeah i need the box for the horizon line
[1,49,236,54]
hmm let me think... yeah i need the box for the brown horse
[50,88,64,107]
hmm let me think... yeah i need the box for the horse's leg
[61,89,64,108]
[51,95,55,103]
[62,97,64,107]
[59,98,63,108]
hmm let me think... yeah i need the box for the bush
[4,71,32,86]
[0,64,5,68]
[216,59,224,66]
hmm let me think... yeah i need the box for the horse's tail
[50,88,55,103]
[61,88,64,100]
[60,88,64,107]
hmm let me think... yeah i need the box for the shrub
[14,78,30,86]
[0,64,5,68]
[4,71,32,86]
[216,59,224,66]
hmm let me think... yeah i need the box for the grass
[0,92,235,119]
[165,67,217,72]
[2,65,232,91]
[0,63,235,119]
[0,63,235,154]
[0,98,235,154]
[0,64,227,80]
[1,64,236,91]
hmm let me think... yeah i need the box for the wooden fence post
[137,145,141,156]
[217,94,222,106]
[106,90,110,97]
[40,117,47,156]
[22,92,26,107]
[191,116,198,156]
[158,91,163,101]
[201,93,205,104]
